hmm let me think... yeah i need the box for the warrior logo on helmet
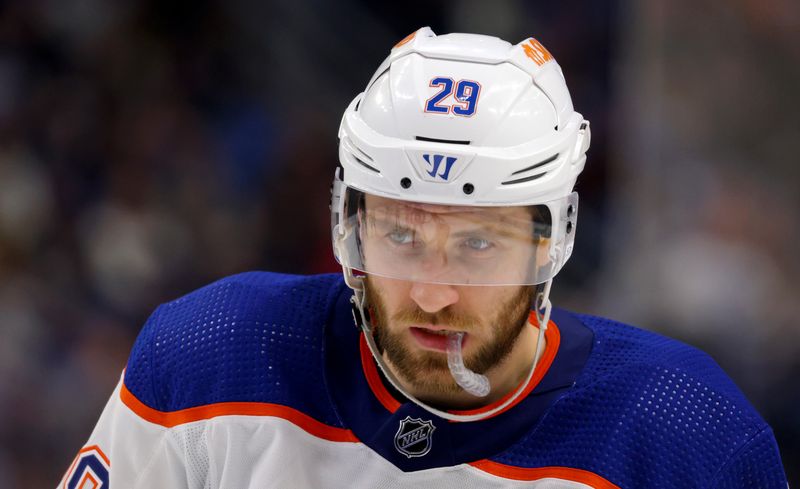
[422,154,457,181]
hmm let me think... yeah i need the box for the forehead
[363,193,532,221]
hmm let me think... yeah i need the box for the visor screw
[463,183,474,195]
[567,204,575,216]
[566,221,574,234]
[400,177,412,189]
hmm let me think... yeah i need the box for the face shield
[331,183,578,286]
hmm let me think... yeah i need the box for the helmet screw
[462,183,474,195]
[400,177,412,189]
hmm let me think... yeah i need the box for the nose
[409,281,460,313]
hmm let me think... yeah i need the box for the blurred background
[0,0,797,485]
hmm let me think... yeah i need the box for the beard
[365,278,534,397]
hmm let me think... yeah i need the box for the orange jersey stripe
[119,381,360,442]
[359,333,403,413]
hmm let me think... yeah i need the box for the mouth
[409,325,468,352]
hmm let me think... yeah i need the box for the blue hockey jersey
[59,272,788,488]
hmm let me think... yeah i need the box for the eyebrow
[450,223,532,241]
[366,215,532,242]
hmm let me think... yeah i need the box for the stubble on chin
[364,278,533,397]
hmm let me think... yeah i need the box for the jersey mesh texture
[171,422,210,488]
[491,313,780,488]
[709,425,787,488]
[124,272,346,428]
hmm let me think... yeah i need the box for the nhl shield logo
[394,416,436,458]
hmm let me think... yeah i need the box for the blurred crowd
[0,2,342,485]
[598,1,800,482]
[0,0,796,486]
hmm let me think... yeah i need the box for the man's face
[365,275,533,397]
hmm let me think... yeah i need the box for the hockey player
[59,28,788,488]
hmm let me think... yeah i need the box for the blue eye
[463,237,492,251]
[387,229,415,245]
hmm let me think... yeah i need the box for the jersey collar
[358,311,560,419]
[324,284,594,472]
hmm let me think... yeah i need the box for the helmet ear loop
[355,202,365,258]
[338,188,368,312]
[530,204,553,360]
[533,279,553,362]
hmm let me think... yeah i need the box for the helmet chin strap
[344,269,552,423]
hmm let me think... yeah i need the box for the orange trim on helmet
[119,381,360,442]
[521,38,554,66]
[359,311,560,420]
[393,31,417,48]
[469,460,620,488]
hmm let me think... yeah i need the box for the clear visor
[331,185,578,286]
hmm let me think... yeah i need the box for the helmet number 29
[424,77,482,117]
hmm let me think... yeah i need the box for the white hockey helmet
[331,27,590,287]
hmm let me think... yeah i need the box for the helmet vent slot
[501,153,559,185]
[344,138,379,173]
[415,136,471,145]
[350,142,374,162]
[510,154,559,176]
[501,172,547,185]
[354,155,380,173]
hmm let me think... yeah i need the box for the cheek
[459,286,506,310]
[460,286,525,333]
[368,277,410,326]
[456,288,500,325]
[373,278,405,305]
